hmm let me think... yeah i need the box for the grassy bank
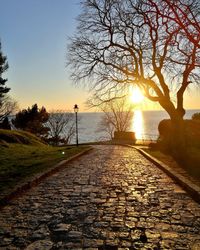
[0,130,90,193]
[144,147,200,183]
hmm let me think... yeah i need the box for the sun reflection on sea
[131,110,144,139]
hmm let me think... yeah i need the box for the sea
[72,109,200,143]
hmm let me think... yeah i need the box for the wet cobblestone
[0,145,200,249]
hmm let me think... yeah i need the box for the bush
[192,112,200,121]
[158,119,200,151]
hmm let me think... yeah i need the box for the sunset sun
[130,87,144,104]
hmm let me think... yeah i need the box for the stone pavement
[0,145,200,250]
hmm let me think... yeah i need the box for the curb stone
[0,147,93,208]
[125,144,200,204]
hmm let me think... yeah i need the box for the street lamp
[74,104,79,146]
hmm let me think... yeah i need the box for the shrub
[158,119,200,151]
[192,112,200,121]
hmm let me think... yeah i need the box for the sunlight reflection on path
[131,110,145,139]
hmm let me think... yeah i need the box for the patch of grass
[144,147,200,182]
[0,142,90,193]
[144,148,178,167]
[0,129,45,146]
[184,147,200,178]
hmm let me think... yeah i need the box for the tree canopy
[68,0,200,121]
[12,104,49,138]
[0,41,10,105]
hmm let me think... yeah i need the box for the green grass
[144,147,200,182]
[0,129,45,146]
[144,149,177,167]
[183,147,200,179]
[0,130,90,193]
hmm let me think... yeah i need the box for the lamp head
[74,104,79,113]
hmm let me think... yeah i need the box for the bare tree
[67,0,200,157]
[96,97,134,140]
[96,116,115,140]
[157,0,200,48]
[0,95,18,123]
[47,110,75,145]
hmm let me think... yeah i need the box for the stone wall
[113,131,136,144]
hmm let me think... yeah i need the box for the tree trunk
[169,117,187,162]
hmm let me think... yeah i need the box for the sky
[0,0,199,112]
[0,0,90,112]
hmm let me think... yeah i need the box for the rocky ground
[0,145,200,249]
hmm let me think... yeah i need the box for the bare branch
[67,0,200,120]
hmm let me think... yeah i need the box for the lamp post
[74,104,79,146]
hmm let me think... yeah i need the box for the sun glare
[131,110,144,139]
[130,87,144,104]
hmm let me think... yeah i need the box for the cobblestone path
[0,145,200,250]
